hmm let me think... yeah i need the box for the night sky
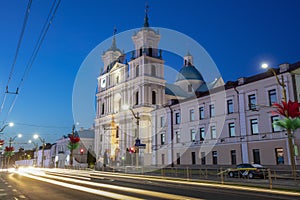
[0,0,299,146]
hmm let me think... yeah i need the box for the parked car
[227,163,268,179]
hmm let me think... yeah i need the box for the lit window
[228,123,235,137]
[161,133,165,145]
[189,109,195,121]
[199,127,205,141]
[175,113,181,124]
[268,89,277,106]
[248,94,256,110]
[175,131,180,143]
[271,116,282,132]
[209,104,215,118]
[199,107,204,120]
[191,129,196,142]
[250,119,259,135]
[227,99,234,114]
[211,126,216,139]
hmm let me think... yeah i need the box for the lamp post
[33,134,45,167]
[7,133,22,166]
[123,105,140,168]
[0,122,14,133]
[262,63,296,177]
[28,140,38,166]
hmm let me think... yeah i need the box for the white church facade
[94,9,300,168]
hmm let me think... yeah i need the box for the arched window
[135,91,139,105]
[152,91,156,104]
[101,103,105,115]
[116,76,119,84]
[151,65,156,76]
[139,48,143,57]
[135,65,139,77]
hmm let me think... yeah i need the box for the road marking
[12,189,17,192]
[0,193,8,197]
[8,185,12,187]
[19,195,26,198]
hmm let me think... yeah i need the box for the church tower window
[135,91,139,105]
[136,65,139,77]
[149,47,153,57]
[152,91,156,104]
[101,103,105,115]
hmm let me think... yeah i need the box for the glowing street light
[0,122,14,133]
[261,62,296,178]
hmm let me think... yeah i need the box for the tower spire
[111,26,117,50]
[144,2,149,27]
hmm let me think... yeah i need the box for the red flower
[5,146,14,152]
[69,135,80,144]
[273,100,300,118]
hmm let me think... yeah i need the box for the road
[0,168,299,200]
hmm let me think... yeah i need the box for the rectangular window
[175,131,180,143]
[227,99,234,114]
[175,112,181,124]
[253,149,260,164]
[161,154,165,165]
[176,153,180,165]
[250,119,259,135]
[231,150,237,165]
[201,152,206,165]
[211,126,217,139]
[248,94,256,110]
[100,134,103,142]
[161,133,165,145]
[189,109,195,121]
[191,129,196,142]
[209,104,215,118]
[191,152,196,165]
[228,123,235,137]
[268,89,277,106]
[199,107,204,120]
[275,148,284,165]
[212,151,218,165]
[271,116,281,132]
[160,116,164,127]
[199,127,205,141]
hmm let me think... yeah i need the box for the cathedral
[94,9,221,166]
[95,7,300,168]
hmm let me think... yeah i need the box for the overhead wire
[0,0,32,120]
[1,0,62,124]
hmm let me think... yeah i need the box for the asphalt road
[0,169,299,200]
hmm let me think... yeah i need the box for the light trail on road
[17,168,202,200]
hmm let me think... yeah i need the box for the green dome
[175,65,204,82]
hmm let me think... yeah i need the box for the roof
[165,83,190,97]
[78,129,94,139]
[175,65,204,82]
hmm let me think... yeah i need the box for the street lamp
[122,105,140,168]
[33,134,46,167]
[28,140,38,166]
[7,133,22,166]
[261,63,296,177]
[0,122,14,132]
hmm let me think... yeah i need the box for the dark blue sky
[0,0,299,146]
